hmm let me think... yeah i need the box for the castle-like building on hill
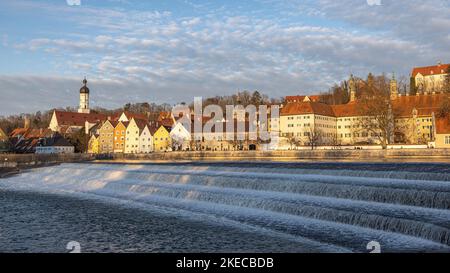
[279,68,450,148]
[411,62,450,95]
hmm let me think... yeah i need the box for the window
[445,136,450,145]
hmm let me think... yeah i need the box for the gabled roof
[155,125,172,134]
[135,119,148,133]
[112,111,148,122]
[412,63,450,77]
[54,110,107,127]
[115,121,129,129]
[147,124,160,135]
[285,95,323,103]
[100,120,118,130]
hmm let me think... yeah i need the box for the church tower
[349,75,356,102]
[78,78,90,114]
[390,73,398,100]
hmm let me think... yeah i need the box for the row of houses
[85,111,257,154]
[2,62,449,154]
[87,112,174,154]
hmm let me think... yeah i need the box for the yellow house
[153,125,172,152]
[114,121,128,153]
[98,120,116,154]
[88,134,100,154]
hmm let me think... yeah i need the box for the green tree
[251,91,263,107]
[67,129,88,153]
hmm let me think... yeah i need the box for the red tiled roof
[10,128,28,138]
[412,63,450,77]
[392,93,447,118]
[436,116,450,134]
[158,112,173,121]
[147,124,160,135]
[24,128,53,139]
[285,95,323,103]
[281,93,449,119]
[54,111,107,127]
[281,101,335,117]
[10,128,52,139]
[115,121,129,129]
[135,119,148,131]
[331,102,361,117]
[159,118,174,127]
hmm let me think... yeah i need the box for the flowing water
[0,162,449,253]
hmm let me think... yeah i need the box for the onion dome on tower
[80,77,90,94]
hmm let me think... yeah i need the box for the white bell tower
[78,77,90,114]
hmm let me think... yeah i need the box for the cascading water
[1,162,449,253]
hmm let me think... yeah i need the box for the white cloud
[1,0,450,115]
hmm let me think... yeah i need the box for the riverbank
[0,154,94,178]
[106,149,450,163]
[0,167,19,178]
[1,149,449,177]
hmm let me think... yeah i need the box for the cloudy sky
[0,0,449,116]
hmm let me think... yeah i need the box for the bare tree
[189,139,201,151]
[286,134,301,150]
[443,67,450,93]
[356,76,396,149]
[438,97,450,118]
[306,127,322,150]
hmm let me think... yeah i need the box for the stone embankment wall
[108,149,450,162]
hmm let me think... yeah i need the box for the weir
[1,162,449,253]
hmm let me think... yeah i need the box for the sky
[0,0,450,116]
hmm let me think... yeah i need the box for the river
[0,161,449,253]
